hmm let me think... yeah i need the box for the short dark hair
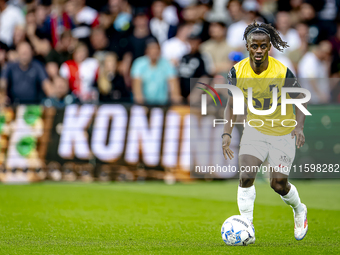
[211,21,227,28]
[227,0,242,9]
[145,37,159,47]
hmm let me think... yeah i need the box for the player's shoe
[248,222,255,244]
[294,203,308,241]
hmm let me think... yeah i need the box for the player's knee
[270,178,288,195]
[239,174,255,187]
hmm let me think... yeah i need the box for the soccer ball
[221,215,255,246]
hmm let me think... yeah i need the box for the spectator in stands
[89,27,111,63]
[288,22,310,72]
[298,41,332,104]
[0,45,7,75]
[26,8,52,61]
[317,0,338,41]
[7,25,26,62]
[124,9,155,61]
[66,0,99,41]
[0,0,338,109]
[282,0,303,26]
[150,0,176,45]
[60,42,99,102]
[45,31,76,78]
[275,11,301,55]
[178,33,210,100]
[192,0,212,42]
[226,0,262,51]
[161,0,179,26]
[98,53,131,102]
[1,41,53,104]
[110,0,132,33]
[328,22,340,102]
[227,0,248,51]
[161,23,192,66]
[181,1,212,42]
[200,22,233,75]
[100,0,132,63]
[181,2,197,24]
[0,0,25,48]
[43,76,79,108]
[120,9,155,86]
[299,2,321,44]
[330,21,340,61]
[131,38,181,105]
[39,0,74,48]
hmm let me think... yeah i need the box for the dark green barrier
[292,105,340,178]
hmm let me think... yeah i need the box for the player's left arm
[291,93,306,149]
[284,68,306,148]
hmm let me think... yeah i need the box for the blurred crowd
[1,0,340,106]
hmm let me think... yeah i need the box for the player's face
[247,34,271,65]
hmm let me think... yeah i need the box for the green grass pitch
[0,180,339,254]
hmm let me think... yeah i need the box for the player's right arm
[222,67,237,160]
[222,93,237,160]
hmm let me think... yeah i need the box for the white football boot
[294,203,308,240]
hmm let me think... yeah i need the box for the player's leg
[238,154,262,223]
[237,125,267,223]
[270,171,307,240]
[270,171,304,210]
[268,134,308,240]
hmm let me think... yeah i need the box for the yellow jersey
[228,56,300,136]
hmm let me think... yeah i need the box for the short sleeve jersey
[227,56,301,136]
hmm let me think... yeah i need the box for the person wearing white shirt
[150,0,172,45]
[161,23,192,66]
[276,12,301,55]
[0,0,25,47]
[298,41,332,104]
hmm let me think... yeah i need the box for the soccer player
[222,21,308,243]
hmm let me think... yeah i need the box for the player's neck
[250,58,269,75]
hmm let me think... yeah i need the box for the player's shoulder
[233,57,249,73]
[269,56,286,68]
[269,56,290,75]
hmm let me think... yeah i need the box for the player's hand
[222,135,234,160]
[291,127,305,149]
